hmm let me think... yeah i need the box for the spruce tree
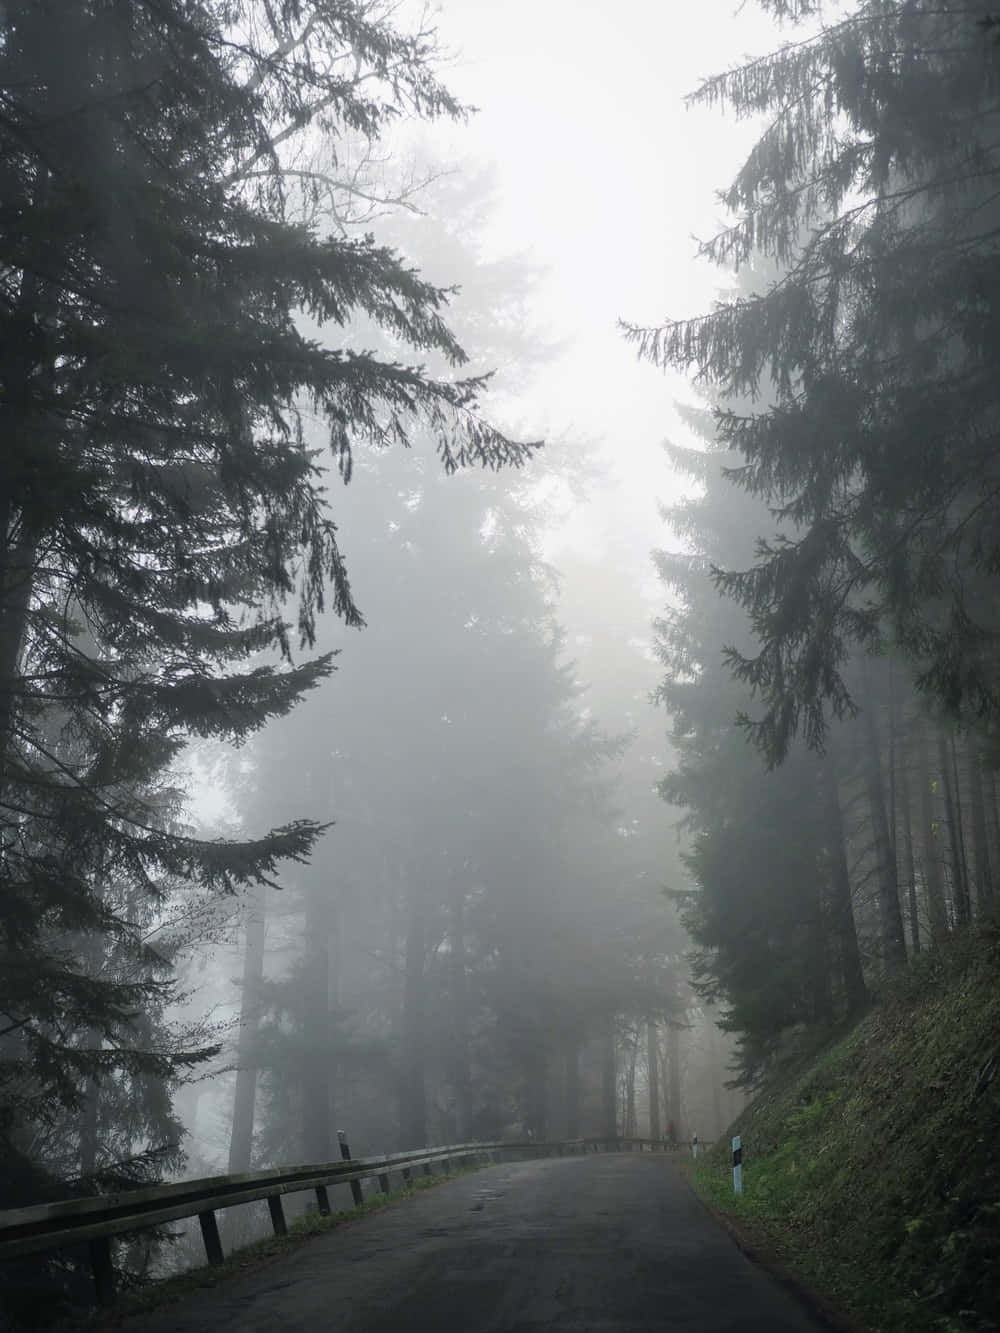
[654,410,860,1079]
[625,0,1000,759]
[0,0,533,1211]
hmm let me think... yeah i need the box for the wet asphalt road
[138,1156,826,1332]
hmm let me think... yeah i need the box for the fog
[169,0,762,1189]
[4,0,998,1320]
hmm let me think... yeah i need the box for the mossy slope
[695,929,1000,1333]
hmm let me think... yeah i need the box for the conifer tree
[626,0,1000,759]
[654,406,867,1078]
[0,0,533,1204]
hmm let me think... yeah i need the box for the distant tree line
[213,171,687,1186]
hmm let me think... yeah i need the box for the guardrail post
[378,1171,391,1195]
[267,1194,287,1236]
[401,1167,412,1186]
[422,1160,433,1176]
[89,1236,115,1307]
[338,1129,364,1206]
[315,1185,331,1216]
[198,1209,225,1265]
[691,1132,698,1160]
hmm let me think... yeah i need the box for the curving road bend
[137,1156,826,1332]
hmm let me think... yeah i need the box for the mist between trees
[3,0,1000,1321]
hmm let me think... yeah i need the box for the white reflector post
[732,1135,743,1195]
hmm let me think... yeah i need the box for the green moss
[692,929,1000,1333]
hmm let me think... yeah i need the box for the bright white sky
[414,0,779,576]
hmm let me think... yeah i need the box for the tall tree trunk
[600,1025,617,1139]
[862,698,907,970]
[79,870,106,1176]
[228,886,267,1173]
[524,1049,548,1142]
[564,1039,580,1140]
[0,525,34,790]
[707,1020,724,1140]
[890,676,919,956]
[666,1022,682,1139]
[447,883,472,1140]
[646,1021,661,1141]
[951,735,972,914]
[0,176,53,788]
[938,728,971,927]
[79,1048,101,1176]
[806,866,833,1023]
[988,769,1000,888]
[624,1035,637,1138]
[917,721,949,941]
[400,894,427,1149]
[302,880,333,1161]
[897,743,921,956]
[966,735,993,914]
[887,657,898,864]
[822,751,869,1014]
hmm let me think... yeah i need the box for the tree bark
[79,1052,101,1177]
[966,735,993,913]
[0,175,52,790]
[0,526,34,789]
[666,1022,682,1139]
[988,769,1000,888]
[917,720,949,941]
[938,728,971,927]
[897,742,921,956]
[400,894,427,1149]
[646,1021,661,1141]
[524,1049,548,1142]
[564,1038,580,1140]
[862,698,907,970]
[707,1020,724,1140]
[302,879,333,1161]
[624,1035,637,1139]
[228,885,267,1174]
[822,751,869,1013]
[600,1026,617,1139]
[806,862,834,1023]
[447,882,472,1141]
[951,735,972,915]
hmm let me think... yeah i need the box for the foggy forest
[2,2,1000,1331]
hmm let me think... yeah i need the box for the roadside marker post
[691,1132,698,1160]
[732,1135,743,1195]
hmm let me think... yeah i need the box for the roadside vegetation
[692,928,1000,1333]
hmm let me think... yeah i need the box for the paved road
[138,1156,826,1332]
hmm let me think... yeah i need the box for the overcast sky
[416,0,778,576]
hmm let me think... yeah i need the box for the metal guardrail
[0,1134,680,1305]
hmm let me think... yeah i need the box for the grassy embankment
[691,928,1000,1333]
